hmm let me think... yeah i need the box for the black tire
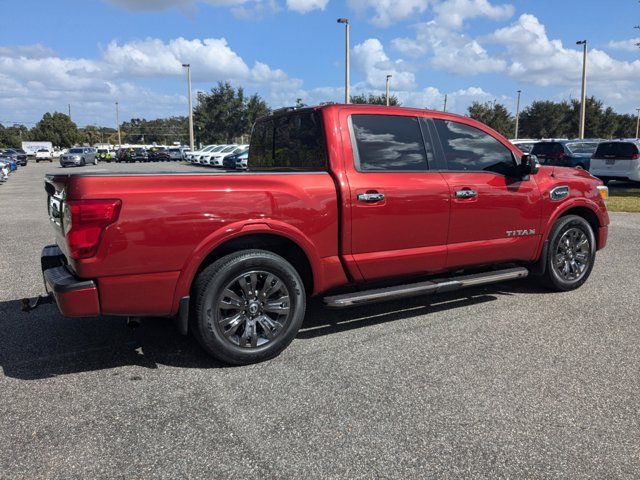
[539,215,596,291]
[191,250,306,365]
[36,159,39,163]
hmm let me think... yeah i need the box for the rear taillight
[64,199,121,259]
[632,153,640,160]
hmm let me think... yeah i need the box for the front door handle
[455,189,477,199]
[357,192,385,203]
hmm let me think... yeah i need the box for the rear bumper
[41,245,100,317]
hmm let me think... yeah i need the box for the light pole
[337,18,350,104]
[182,63,195,151]
[68,104,71,120]
[443,94,448,112]
[514,90,522,140]
[115,101,121,146]
[636,108,640,139]
[576,40,588,139]
[385,74,392,106]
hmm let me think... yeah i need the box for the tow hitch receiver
[21,293,54,312]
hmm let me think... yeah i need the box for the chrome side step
[323,267,529,308]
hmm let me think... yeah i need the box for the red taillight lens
[632,153,640,160]
[64,199,121,259]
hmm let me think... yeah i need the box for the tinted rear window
[566,142,599,155]
[531,142,564,156]
[594,142,638,158]
[250,111,327,171]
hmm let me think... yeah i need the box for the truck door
[429,118,542,269]
[341,111,450,281]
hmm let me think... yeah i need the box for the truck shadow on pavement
[0,281,549,380]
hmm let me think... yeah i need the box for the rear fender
[170,220,325,315]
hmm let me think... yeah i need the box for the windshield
[201,145,217,152]
[566,142,599,155]
[222,145,237,153]
[69,148,83,153]
[211,145,226,152]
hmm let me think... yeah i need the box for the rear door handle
[455,189,477,199]
[357,192,385,203]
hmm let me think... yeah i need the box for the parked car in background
[200,144,232,166]
[149,147,171,162]
[96,148,114,162]
[186,145,217,163]
[590,140,640,184]
[35,148,53,163]
[531,140,598,171]
[0,159,10,181]
[223,149,249,170]
[195,145,224,164]
[166,147,185,161]
[60,147,96,167]
[0,153,17,172]
[511,140,538,153]
[2,148,28,166]
[125,147,148,162]
[207,144,248,167]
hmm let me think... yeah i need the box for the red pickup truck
[39,104,609,364]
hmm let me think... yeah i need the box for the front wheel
[191,250,306,365]
[539,215,596,291]
[93,158,98,165]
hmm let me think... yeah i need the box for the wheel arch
[171,225,322,315]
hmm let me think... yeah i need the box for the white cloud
[607,38,640,52]
[0,38,303,126]
[286,0,329,13]
[489,14,640,87]
[346,0,431,27]
[433,0,513,28]
[352,38,416,90]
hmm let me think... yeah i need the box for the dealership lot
[1,161,640,478]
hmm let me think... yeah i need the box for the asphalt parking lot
[1,160,639,479]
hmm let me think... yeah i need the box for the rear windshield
[566,142,599,155]
[594,142,639,159]
[249,110,327,171]
[69,148,83,153]
[531,142,564,156]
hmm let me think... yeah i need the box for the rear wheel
[191,250,306,365]
[539,215,596,291]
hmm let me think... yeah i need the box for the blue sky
[1,0,639,127]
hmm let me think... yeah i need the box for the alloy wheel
[552,227,590,282]
[211,270,291,348]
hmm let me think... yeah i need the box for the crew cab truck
[38,105,610,365]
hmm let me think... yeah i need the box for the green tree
[0,124,29,148]
[29,112,79,147]
[519,101,573,138]
[194,82,270,144]
[119,117,188,144]
[467,101,515,138]
[350,93,401,106]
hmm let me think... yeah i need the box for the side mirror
[520,153,540,176]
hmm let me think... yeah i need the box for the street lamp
[514,90,522,140]
[182,63,195,152]
[337,18,350,104]
[385,74,392,106]
[115,101,121,146]
[576,40,588,139]
[443,94,448,112]
[636,108,640,139]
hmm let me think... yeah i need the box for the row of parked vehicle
[512,138,640,184]
[0,148,27,183]
[186,144,250,170]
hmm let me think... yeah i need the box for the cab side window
[351,114,432,172]
[434,119,515,175]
